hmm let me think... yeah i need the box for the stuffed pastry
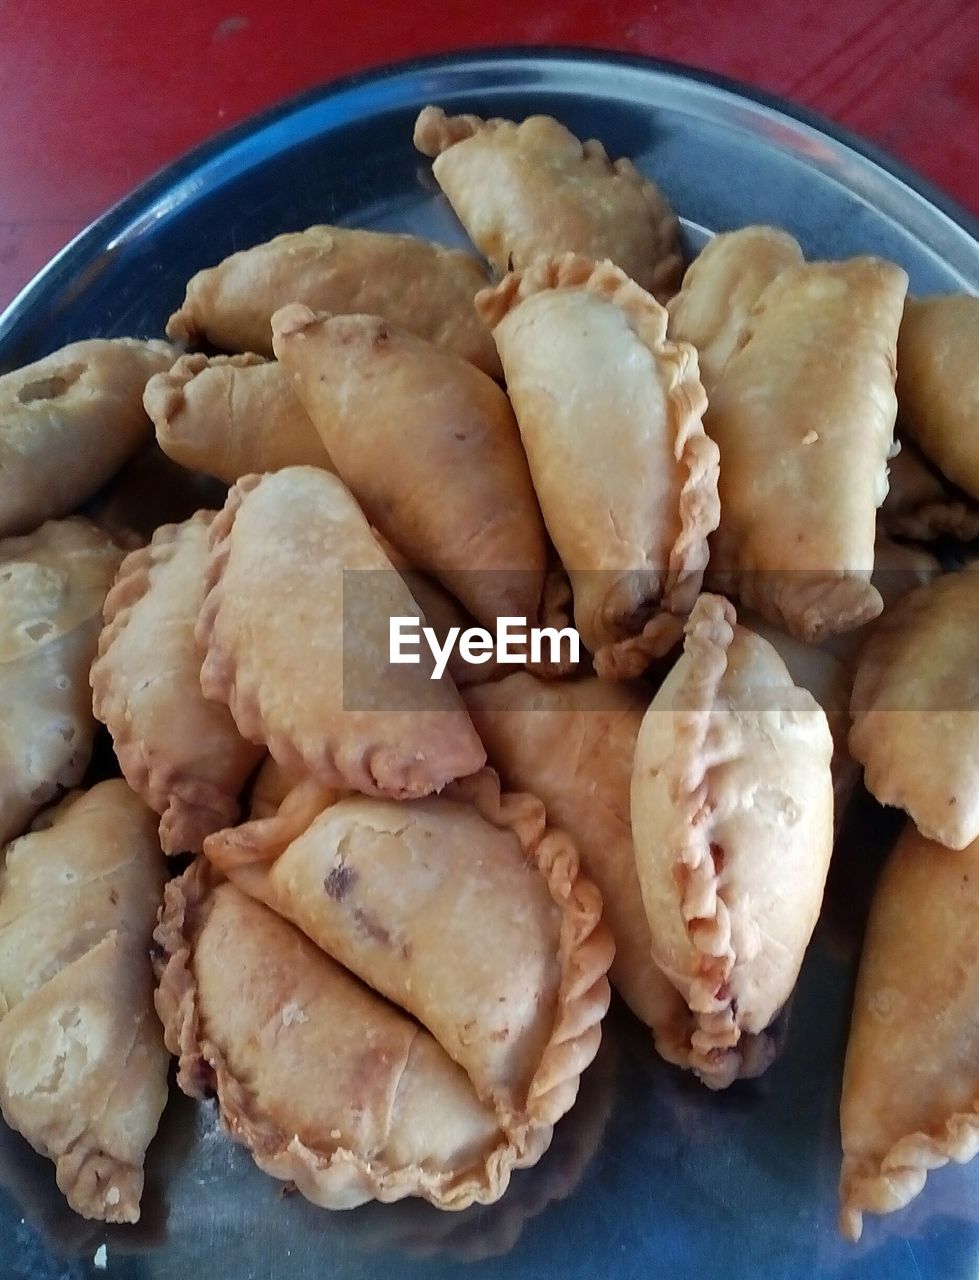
[462,672,694,1062]
[839,823,979,1240]
[666,225,804,394]
[165,225,501,377]
[0,338,174,538]
[204,768,613,1143]
[849,568,979,849]
[706,257,908,642]
[631,594,835,1088]
[144,352,332,483]
[272,306,547,631]
[477,254,718,672]
[91,512,264,854]
[0,518,122,845]
[414,107,682,301]
[879,437,979,542]
[897,294,979,500]
[0,780,168,1222]
[156,860,546,1210]
[195,467,485,799]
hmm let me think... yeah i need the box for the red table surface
[2,0,977,310]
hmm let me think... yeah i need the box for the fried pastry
[0,780,168,1222]
[477,254,718,672]
[666,225,804,394]
[144,352,332,483]
[839,823,979,1240]
[462,673,694,1061]
[880,437,979,542]
[706,257,908,642]
[247,755,308,821]
[272,307,547,630]
[0,338,174,538]
[897,294,979,500]
[156,859,547,1209]
[631,594,835,1088]
[204,768,613,1142]
[165,225,501,376]
[849,568,979,849]
[0,518,122,845]
[195,467,485,799]
[414,107,682,301]
[91,512,263,854]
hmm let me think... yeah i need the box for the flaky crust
[414,106,682,301]
[271,305,547,631]
[144,351,332,483]
[839,825,979,1240]
[478,254,717,670]
[631,595,834,1087]
[0,518,122,845]
[705,257,908,642]
[204,768,612,1143]
[155,860,547,1210]
[0,338,174,538]
[849,568,979,848]
[91,512,263,854]
[165,224,501,377]
[194,468,485,798]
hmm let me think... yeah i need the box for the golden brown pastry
[631,594,835,1088]
[165,225,501,376]
[462,673,693,1060]
[880,437,979,542]
[247,755,308,821]
[706,257,908,642]
[156,860,545,1210]
[0,519,122,845]
[0,338,174,538]
[666,225,804,394]
[897,294,979,500]
[144,352,332,483]
[477,254,718,672]
[196,467,485,799]
[414,107,682,301]
[91,512,264,854]
[849,568,979,849]
[839,823,979,1240]
[272,306,547,630]
[204,768,613,1143]
[0,781,168,1222]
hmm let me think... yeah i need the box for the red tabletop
[2,0,977,310]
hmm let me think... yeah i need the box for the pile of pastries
[0,103,977,1247]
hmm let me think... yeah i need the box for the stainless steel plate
[2,48,977,1280]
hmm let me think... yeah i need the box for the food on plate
[0,339,174,538]
[414,106,682,301]
[165,225,501,377]
[666,225,804,394]
[247,755,309,821]
[839,823,979,1240]
[462,672,693,1060]
[204,767,613,1143]
[155,860,546,1210]
[91,511,264,854]
[0,780,168,1222]
[0,518,121,845]
[849,568,979,849]
[631,594,835,1088]
[477,253,718,673]
[879,436,979,542]
[272,306,547,631]
[706,257,908,642]
[196,466,485,798]
[144,352,332,483]
[897,295,979,500]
